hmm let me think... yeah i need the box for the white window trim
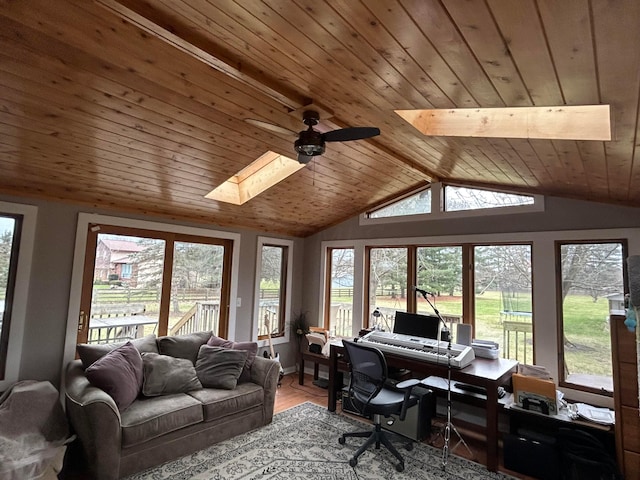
[0,202,37,392]
[253,236,294,348]
[63,213,241,372]
[359,182,544,226]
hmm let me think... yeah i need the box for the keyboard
[358,331,475,369]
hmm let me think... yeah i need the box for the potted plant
[290,311,311,352]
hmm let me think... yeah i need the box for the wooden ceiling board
[0,0,638,237]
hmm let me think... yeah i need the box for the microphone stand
[416,290,473,470]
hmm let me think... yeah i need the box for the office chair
[338,340,420,472]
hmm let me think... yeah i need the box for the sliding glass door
[77,224,233,345]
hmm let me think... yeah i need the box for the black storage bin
[503,432,561,480]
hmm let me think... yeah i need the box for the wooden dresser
[610,313,640,477]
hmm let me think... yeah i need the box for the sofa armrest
[64,359,122,480]
[250,356,280,423]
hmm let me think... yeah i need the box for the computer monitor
[393,311,440,339]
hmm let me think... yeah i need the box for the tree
[560,243,623,302]
[417,246,462,296]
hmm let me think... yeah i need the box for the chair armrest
[64,360,122,480]
[394,378,421,421]
[395,378,420,390]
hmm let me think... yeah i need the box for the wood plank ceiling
[0,0,639,237]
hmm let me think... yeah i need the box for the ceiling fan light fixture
[294,129,325,157]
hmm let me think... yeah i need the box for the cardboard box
[512,373,557,414]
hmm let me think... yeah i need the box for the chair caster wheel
[396,462,404,472]
[405,442,414,451]
[338,436,346,445]
[349,458,357,467]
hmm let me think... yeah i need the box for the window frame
[555,239,627,396]
[64,213,241,370]
[360,182,544,226]
[253,236,293,347]
[0,202,37,392]
[324,247,356,335]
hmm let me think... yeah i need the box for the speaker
[456,323,472,346]
[382,385,435,441]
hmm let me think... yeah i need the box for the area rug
[124,402,515,480]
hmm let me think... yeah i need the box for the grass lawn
[366,291,612,378]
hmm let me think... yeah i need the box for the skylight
[205,151,303,205]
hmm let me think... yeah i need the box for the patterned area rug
[124,402,515,480]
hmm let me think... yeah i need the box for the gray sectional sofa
[64,331,280,480]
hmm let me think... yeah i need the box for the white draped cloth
[0,380,74,480]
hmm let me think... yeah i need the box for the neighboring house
[94,239,144,287]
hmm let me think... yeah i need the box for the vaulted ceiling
[1,0,639,237]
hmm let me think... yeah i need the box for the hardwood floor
[277,372,534,479]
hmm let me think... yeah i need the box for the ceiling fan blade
[323,127,380,142]
[297,153,314,164]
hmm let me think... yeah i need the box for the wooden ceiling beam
[94,0,307,111]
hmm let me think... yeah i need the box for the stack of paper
[575,403,615,425]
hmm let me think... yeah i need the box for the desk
[328,341,517,472]
[88,315,157,343]
[298,350,331,385]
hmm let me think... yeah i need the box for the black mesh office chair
[338,340,420,472]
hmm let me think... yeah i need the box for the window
[79,226,234,345]
[444,185,534,211]
[362,242,534,354]
[416,246,463,335]
[557,241,625,394]
[360,183,543,225]
[366,247,408,331]
[325,248,355,337]
[255,237,293,341]
[0,202,36,391]
[474,245,533,363]
[367,186,431,218]
[0,215,20,379]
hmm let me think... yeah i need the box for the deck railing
[170,301,220,336]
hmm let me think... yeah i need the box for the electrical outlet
[236,297,242,308]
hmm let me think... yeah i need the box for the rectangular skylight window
[205,151,303,205]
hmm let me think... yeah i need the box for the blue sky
[0,217,14,236]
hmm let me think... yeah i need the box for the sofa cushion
[141,353,202,396]
[76,334,158,369]
[207,335,258,383]
[120,394,204,448]
[84,342,143,411]
[188,382,264,422]
[157,331,212,364]
[195,345,247,390]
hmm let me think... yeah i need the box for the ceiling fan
[294,110,380,164]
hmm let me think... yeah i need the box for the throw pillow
[207,335,258,383]
[157,331,212,364]
[85,342,143,411]
[141,353,202,396]
[195,345,248,390]
[76,334,158,369]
